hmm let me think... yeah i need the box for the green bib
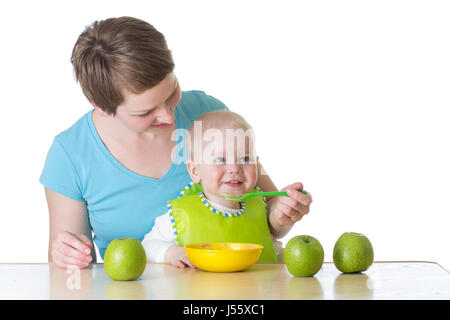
[167,182,277,263]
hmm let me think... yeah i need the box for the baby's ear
[254,155,260,169]
[186,160,201,183]
[256,156,267,177]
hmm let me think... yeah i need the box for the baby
[142,110,284,268]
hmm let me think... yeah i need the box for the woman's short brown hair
[71,16,175,115]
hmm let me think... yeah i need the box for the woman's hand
[45,187,96,269]
[267,182,313,238]
[164,245,196,269]
[50,231,93,269]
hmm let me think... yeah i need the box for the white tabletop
[0,261,449,300]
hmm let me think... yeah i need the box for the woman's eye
[138,111,152,117]
[136,109,154,117]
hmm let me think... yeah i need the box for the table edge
[0,260,445,267]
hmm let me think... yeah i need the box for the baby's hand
[164,245,196,269]
[269,182,313,226]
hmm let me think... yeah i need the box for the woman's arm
[256,162,313,239]
[255,161,279,200]
[45,187,96,269]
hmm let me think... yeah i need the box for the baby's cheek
[245,166,258,186]
[200,168,223,190]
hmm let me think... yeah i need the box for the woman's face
[114,72,181,135]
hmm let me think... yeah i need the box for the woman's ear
[186,160,201,183]
[90,101,109,117]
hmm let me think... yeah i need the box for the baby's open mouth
[224,180,243,188]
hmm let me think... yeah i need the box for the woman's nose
[156,103,175,122]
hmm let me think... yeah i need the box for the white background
[0,0,449,271]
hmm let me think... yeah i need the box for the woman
[40,16,312,269]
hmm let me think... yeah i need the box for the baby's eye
[214,157,226,164]
[239,156,250,164]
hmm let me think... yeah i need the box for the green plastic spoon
[223,189,308,202]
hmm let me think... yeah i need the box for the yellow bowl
[185,242,263,272]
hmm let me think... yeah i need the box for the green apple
[284,235,324,277]
[104,238,147,281]
[333,232,374,273]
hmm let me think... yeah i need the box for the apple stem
[306,235,311,242]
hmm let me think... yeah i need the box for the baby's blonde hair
[188,110,252,135]
[186,110,255,162]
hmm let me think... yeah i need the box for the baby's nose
[226,163,242,173]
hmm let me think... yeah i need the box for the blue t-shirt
[39,90,228,258]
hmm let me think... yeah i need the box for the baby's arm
[141,212,195,269]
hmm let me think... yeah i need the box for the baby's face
[188,127,258,206]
